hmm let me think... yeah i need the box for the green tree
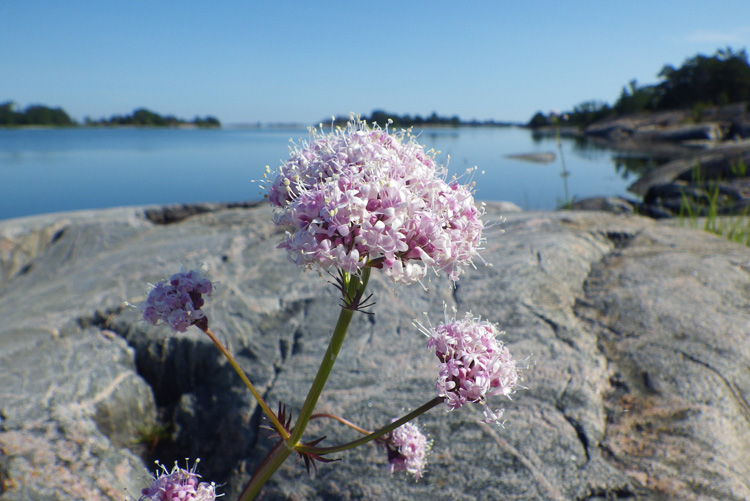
[191,115,221,127]
[654,47,750,109]
[18,104,75,126]
[527,111,549,128]
[369,110,391,127]
[568,100,612,126]
[614,79,658,114]
[132,108,167,126]
[0,101,20,125]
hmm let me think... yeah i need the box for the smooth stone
[506,152,556,163]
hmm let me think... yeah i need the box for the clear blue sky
[3,1,750,125]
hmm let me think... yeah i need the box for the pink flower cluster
[141,269,213,333]
[265,118,484,284]
[140,459,216,501]
[383,422,431,480]
[426,313,519,425]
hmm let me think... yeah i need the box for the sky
[3,1,750,125]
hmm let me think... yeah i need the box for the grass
[678,159,750,246]
[552,115,574,209]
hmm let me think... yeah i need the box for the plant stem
[289,303,355,444]
[310,413,372,435]
[238,439,291,501]
[554,119,571,207]
[239,270,368,499]
[201,326,288,439]
[297,397,443,455]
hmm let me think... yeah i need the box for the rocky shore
[1,201,749,500]
[567,105,750,218]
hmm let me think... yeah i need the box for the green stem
[289,269,369,445]
[554,120,570,207]
[297,397,443,455]
[289,304,355,444]
[238,439,291,501]
[310,413,372,436]
[239,269,370,499]
[240,268,370,501]
[201,327,288,439]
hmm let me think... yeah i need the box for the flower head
[265,117,484,284]
[382,421,431,480]
[423,312,519,425]
[141,269,213,333]
[140,459,217,501]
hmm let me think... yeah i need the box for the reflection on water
[421,130,460,141]
[0,126,666,220]
[531,129,680,183]
[418,126,657,210]
[612,154,674,181]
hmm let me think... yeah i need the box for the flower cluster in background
[140,459,217,501]
[383,422,431,480]
[265,117,484,284]
[141,269,213,332]
[424,312,519,425]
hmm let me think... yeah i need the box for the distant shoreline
[0,123,220,130]
[0,122,529,131]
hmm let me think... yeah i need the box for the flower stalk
[290,268,369,444]
[239,270,367,499]
[200,325,289,440]
[296,397,442,456]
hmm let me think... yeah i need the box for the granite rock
[0,203,749,500]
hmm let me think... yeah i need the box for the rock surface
[583,105,749,146]
[629,139,750,197]
[1,202,749,500]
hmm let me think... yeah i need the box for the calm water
[0,127,638,221]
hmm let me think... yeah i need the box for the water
[416,127,635,210]
[0,126,638,221]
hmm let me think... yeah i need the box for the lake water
[0,126,640,221]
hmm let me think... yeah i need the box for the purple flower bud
[141,269,213,333]
[140,459,217,501]
[382,422,431,480]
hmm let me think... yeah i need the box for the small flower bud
[141,269,213,333]
[382,422,431,480]
[140,458,217,501]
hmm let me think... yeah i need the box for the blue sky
[3,1,750,125]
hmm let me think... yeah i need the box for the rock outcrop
[629,139,750,197]
[558,107,750,218]
[1,202,749,500]
[583,105,750,146]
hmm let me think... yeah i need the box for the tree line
[0,102,75,126]
[0,102,221,127]
[331,110,516,128]
[528,47,750,128]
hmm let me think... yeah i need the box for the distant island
[333,48,750,134]
[0,101,221,128]
[526,47,750,129]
